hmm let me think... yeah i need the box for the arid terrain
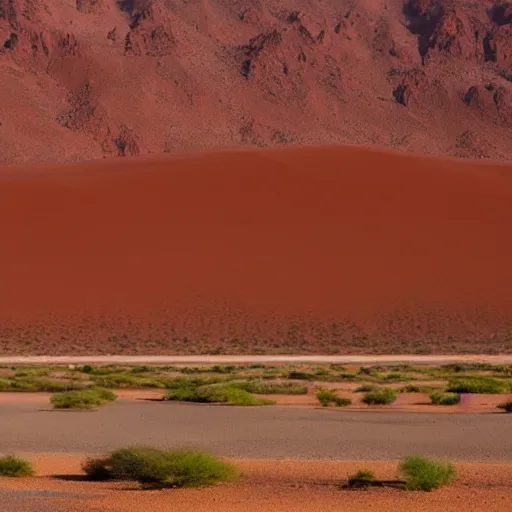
[1,0,512,163]
[1,145,512,355]
[2,458,512,512]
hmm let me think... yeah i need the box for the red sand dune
[1,145,512,355]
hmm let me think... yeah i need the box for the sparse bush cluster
[346,456,455,492]
[0,456,34,477]
[362,388,397,405]
[164,383,274,406]
[429,391,460,406]
[83,447,237,488]
[446,377,505,394]
[400,456,455,491]
[50,388,117,410]
[315,388,351,407]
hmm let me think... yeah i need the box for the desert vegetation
[51,388,117,410]
[0,362,510,412]
[315,388,351,407]
[346,456,455,492]
[362,388,397,405]
[83,447,237,488]
[0,456,34,477]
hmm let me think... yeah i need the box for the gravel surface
[1,401,510,461]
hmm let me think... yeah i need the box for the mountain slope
[1,0,512,163]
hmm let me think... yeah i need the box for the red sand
[3,457,512,512]
[1,145,512,354]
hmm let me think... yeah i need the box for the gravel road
[0,401,510,462]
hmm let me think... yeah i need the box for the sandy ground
[1,457,512,512]
[1,146,512,356]
[3,355,512,364]
[1,399,511,461]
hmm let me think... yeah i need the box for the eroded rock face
[124,2,175,56]
[1,0,512,163]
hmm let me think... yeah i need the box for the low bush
[497,400,512,413]
[164,384,274,406]
[446,376,505,394]
[429,391,460,406]
[233,381,308,395]
[362,388,397,405]
[10,377,78,392]
[0,456,34,477]
[288,370,314,380]
[83,447,237,488]
[348,469,376,488]
[315,388,351,407]
[354,385,378,393]
[401,385,422,393]
[92,374,166,389]
[400,456,455,491]
[51,388,117,410]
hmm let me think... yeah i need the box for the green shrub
[10,377,76,392]
[51,388,117,409]
[401,385,422,393]
[333,396,352,407]
[348,469,376,488]
[354,385,378,393]
[362,388,397,405]
[0,456,34,477]
[233,381,308,395]
[430,391,460,406]
[497,400,512,413]
[83,447,237,488]
[0,377,12,391]
[288,370,313,380]
[446,377,505,394]
[400,456,455,491]
[164,384,274,406]
[315,388,351,407]
[164,450,237,488]
[92,374,165,389]
[316,388,337,406]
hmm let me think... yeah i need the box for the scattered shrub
[333,396,352,407]
[401,385,422,393]
[354,385,378,393]
[446,377,505,394]
[400,456,455,491]
[83,447,237,488]
[288,370,313,380]
[497,400,512,413]
[92,374,166,389]
[0,456,34,477]
[362,388,397,405]
[164,384,274,406]
[315,388,351,407]
[233,381,308,395]
[430,391,460,406]
[348,469,376,488]
[51,388,117,409]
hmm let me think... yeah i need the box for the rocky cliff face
[1,0,512,163]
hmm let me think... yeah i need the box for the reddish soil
[1,145,512,355]
[2,457,512,512]
[1,0,512,163]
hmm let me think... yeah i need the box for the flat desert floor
[2,457,512,512]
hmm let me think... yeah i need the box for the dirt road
[2,354,512,365]
[1,401,510,462]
